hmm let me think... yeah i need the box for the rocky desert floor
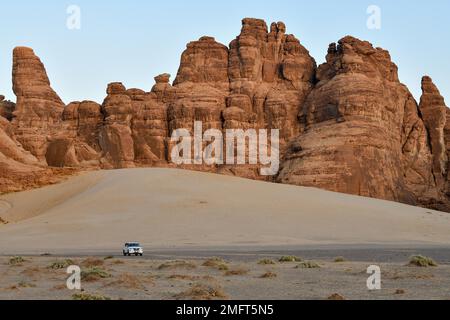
[0,254,449,300]
[1,168,450,300]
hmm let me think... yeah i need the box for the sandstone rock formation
[278,37,441,210]
[419,76,448,189]
[0,96,15,121]
[12,47,65,162]
[1,18,450,212]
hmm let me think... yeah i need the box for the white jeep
[123,242,144,256]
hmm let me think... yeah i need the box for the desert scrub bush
[174,283,227,300]
[81,258,105,267]
[158,260,197,270]
[258,259,276,265]
[260,272,277,279]
[408,255,437,267]
[48,259,74,270]
[81,267,111,282]
[202,258,229,271]
[279,256,301,263]
[224,267,249,276]
[168,274,198,281]
[18,281,36,288]
[296,261,320,269]
[105,273,145,290]
[104,256,114,260]
[334,257,346,263]
[72,293,111,300]
[9,256,25,265]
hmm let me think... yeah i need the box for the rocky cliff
[1,18,449,211]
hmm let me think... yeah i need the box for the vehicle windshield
[126,243,140,247]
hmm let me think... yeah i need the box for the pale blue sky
[1,0,449,104]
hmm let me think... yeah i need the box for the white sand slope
[0,168,449,254]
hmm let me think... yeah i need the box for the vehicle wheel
[135,253,138,256]
[123,252,126,256]
[140,254,143,256]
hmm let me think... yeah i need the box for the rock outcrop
[0,96,15,121]
[419,76,448,190]
[278,36,443,209]
[1,18,450,212]
[12,47,65,162]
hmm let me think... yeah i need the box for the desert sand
[0,168,449,255]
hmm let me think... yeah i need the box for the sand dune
[0,168,449,254]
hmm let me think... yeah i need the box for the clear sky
[1,0,449,104]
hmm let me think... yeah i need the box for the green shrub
[48,259,74,270]
[279,256,301,263]
[296,261,320,269]
[408,255,437,267]
[81,268,111,282]
[202,258,229,271]
[9,256,25,265]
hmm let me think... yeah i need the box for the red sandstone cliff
[0,18,449,212]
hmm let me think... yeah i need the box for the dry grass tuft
[260,272,277,279]
[104,273,145,290]
[202,258,229,271]
[81,258,105,268]
[327,293,346,300]
[168,274,198,281]
[20,267,42,278]
[72,293,111,300]
[224,267,249,276]
[158,260,197,270]
[18,281,36,288]
[52,284,67,291]
[334,257,346,263]
[258,259,276,265]
[174,282,227,300]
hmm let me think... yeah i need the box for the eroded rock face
[12,47,65,162]
[227,18,316,150]
[174,36,229,90]
[46,100,103,168]
[419,76,448,190]
[2,19,450,212]
[130,88,168,165]
[99,83,135,168]
[0,96,15,121]
[278,36,445,209]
